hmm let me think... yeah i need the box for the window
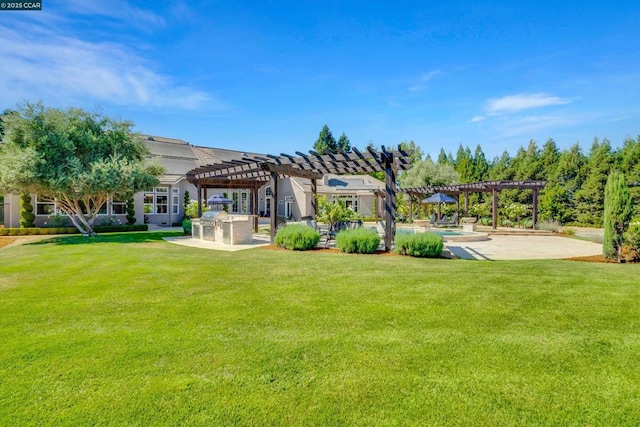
[241,191,248,213]
[144,193,154,214]
[337,194,359,213]
[265,186,272,196]
[144,187,169,214]
[232,192,239,213]
[155,194,168,214]
[36,197,55,215]
[172,188,179,215]
[111,200,127,215]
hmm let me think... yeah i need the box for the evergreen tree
[437,148,450,165]
[515,140,541,180]
[539,139,560,178]
[337,132,351,152]
[537,139,562,222]
[574,138,614,226]
[454,145,475,183]
[313,125,338,154]
[19,193,35,228]
[603,170,633,262]
[489,151,512,180]
[619,135,640,218]
[126,198,136,225]
[473,145,489,182]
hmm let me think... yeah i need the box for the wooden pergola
[186,146,413,250]
[403,180,547,229]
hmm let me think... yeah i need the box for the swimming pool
[396,228,490,242]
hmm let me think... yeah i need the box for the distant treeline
[417,136,640,226]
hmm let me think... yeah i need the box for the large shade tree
[0,103,163,235]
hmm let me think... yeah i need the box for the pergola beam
[403,180,546,229]
[187,147,415,246]
[259,162,323,180]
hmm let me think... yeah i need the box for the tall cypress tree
[603,170,633,262]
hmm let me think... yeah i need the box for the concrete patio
[444,235,602,260]
[162,230,603,261]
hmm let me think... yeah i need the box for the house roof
[291,174,384,194]
[142,135,265,184]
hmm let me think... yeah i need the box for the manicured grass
[1,232,640,425]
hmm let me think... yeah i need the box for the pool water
[396,228,489,242]
[397,228,465,236]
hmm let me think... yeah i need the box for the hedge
[335,228,380,254]
[274,224,320,250]
[0,224,148,236]
[394,232,443,258]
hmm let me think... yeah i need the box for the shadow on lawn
[27,231,183,246]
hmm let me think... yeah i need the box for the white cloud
[408,70,441,92]
[496,114,583,138]
[485,93,571,114]
[0,25,213,110]
[469,115,486,123]
[65,0,166,28]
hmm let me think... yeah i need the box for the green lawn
[1,232,639,426]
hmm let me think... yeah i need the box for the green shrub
[182,219,192,235]
[335,228,380,254]
[0,225,148,236]
[538,219,561,233]
[625,224,640,262]
[479,217,492,226]
[19,194,35,228]
[126,198,136,225]
[394,232,443,258]
[500,219,515,228]
[523,219,534,229]
[274,224,320,251]
[562,227,576,236]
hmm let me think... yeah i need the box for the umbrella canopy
[207,194,233,208]
[422,192,457,204]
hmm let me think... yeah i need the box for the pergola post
[532,188,539,229]
[251,185,259,232]
[383,150,397,251]
[311,178,317,219]
[455,196,460,223]
[408,193,413,223]
[464,190,469,216]
[492,188,498,229]
[270,172,278,243]
[197,184,202,217]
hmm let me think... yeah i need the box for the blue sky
[1,0,639,159]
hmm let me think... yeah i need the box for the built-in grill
[191,209,254,245]
[197,210,228,241]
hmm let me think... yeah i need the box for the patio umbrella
[422,192,457,220]
[207,194,233,210]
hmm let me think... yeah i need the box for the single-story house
[1,135,385,228]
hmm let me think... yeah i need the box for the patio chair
[436,213,458,226]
